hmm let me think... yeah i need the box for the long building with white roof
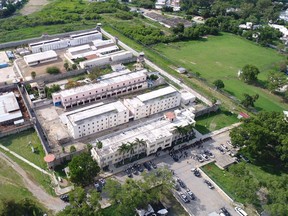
[52,69,148,109]
[61,101,129,139]
[0,92,23,125]
[24,50,58,66]
[91,109,195,168]
[123,86,181,120]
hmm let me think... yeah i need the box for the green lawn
[195,110,239,134]
[0,158,47,212]
[0,129,46,169]
[153,33,288,112]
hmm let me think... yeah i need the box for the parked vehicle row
[124,161,157,177]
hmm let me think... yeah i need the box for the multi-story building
[52,69,148,109]
[61,101,129,139]
[29,30,102,53]
[123,86,181,120]
[91,109,195,168]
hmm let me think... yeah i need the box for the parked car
[177,178,186,188]
[234,207,248,216]
[191,168,201,177]
[172,155,179,162]
[204,180,214,189]
[221,144,229,151]
[239,154,250,163]
[125,169,133,178]
[137,164,144,172]
[179,193,190,203]
[143,162,152,171]
[216,146,225,154]
[60,194,69,202]
[99,178,106,187]
[132,167,138,175]
[204,150,215,158]
[150,161,157,169]
[174,183,181,191]
[220,207,231,216]
[196,155,204,163]
[94,182,102,192]
[186,189,195,200]
[201,154,210,161]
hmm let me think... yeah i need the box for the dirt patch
[20,0,53,16]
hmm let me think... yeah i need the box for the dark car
[220,207,231,216]
[186,189,195,200]
[179,193,190,203]
[132,167,138,175]
[143,162,152,171]
[172,155,179,162]
[178,179,186,188]
[60,194,69,202]
[204,180,214,189]
[125,169,133,178]
[174,183,181,191]
[137,164,144,172]
[150,161,157,169]
[239,154,250,163]
[191,168,201,177]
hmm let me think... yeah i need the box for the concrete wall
[0,122,33,138]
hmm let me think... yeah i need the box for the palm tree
[174,126,187,142]
[134,138,146,158]
[127,142,137,161]
[118,143,129,164]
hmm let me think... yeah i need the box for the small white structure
[123,86,181,120]
[24,50,58,66]
[61,101,129,139]
[0,92,23,125]
[176,67,186,74]
[92,39,115,49]
[180,90,196,105]
[239,22,253,30]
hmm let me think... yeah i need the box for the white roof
[0,92,22,123]
[180,90,196,100]
[24,50,57,63]
[137,86,178,103]
[67,44,91,54]
[92,39,114,48]
[66,101,128,126]
[58,70,147,98]
[70,30,100,39]
[95,45,119,54]
[94,110,195,156]
[99,69,132,80]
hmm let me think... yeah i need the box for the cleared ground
[153,33,288,112]
[19,0,53,16]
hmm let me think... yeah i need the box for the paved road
[0,151,67,213]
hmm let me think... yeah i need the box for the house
[0,92,23,125]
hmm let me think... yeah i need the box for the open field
[19,0,53,15]
[153,33,288,112]
[0,129,46,169]
[195,110,239,134]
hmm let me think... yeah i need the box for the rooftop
[64,101,128,126]
[93,110,195,156]
[92,39,114,47]
[137,86,178,103]
[56,70,147,98]
[24,50,57,63]
[0,92,22,123]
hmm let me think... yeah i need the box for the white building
[52,69,148,108]
[61,101,129,139]
[69,30,102,46]
[123,86,181,120]
[0,92,23,125]
[29,30,102,53]
[91,109,195,168]
[180,90,196,105]
[24,50,58,66]
[92,39,115,49]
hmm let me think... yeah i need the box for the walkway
[0,151,67,213]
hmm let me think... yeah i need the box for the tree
[267,71,287,92]
[241,93,259,108]
[118,143,129,164]
[240,64,260,83]
[46,66,60,75]
[134,138,146,158]
[230,112,288,165]
[72,64,77,70]
[213,79,225,89]
[68,152,100,186]
[57,187,102,216]
[127,141,136,161]
[0,198,44,216]
[96,141,103,149]
[31,71,36,79]
[64,62,69,71]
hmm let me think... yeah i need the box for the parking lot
[114,131,238,216]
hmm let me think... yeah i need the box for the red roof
[165,112,176,120]
[239,112,250,119]
[44,154,55,163]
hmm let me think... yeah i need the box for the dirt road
[0,151,67,213]
[20,0,52,16]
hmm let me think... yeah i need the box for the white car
[235,207,248,216]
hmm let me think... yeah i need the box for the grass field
[0,129,46,169]
[153,33,288,112]
[195,110,239,134]
[0,158,46,212]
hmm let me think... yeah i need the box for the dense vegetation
[0,0,28,18]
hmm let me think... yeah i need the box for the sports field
[153,33,288,111]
